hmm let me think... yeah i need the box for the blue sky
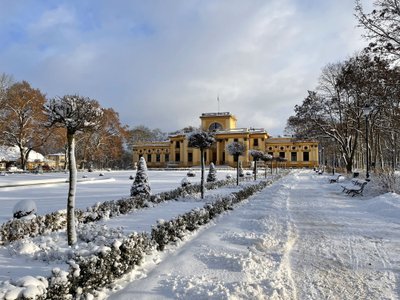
[0,0,373,135]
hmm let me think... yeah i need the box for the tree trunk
[236,155,239,185]
[67,132,77,245]
[200,149,205,199]
[19,147,26,171]
[253,160,257,180]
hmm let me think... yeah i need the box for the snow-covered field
[0,169,234,224]
[1,170,399,299]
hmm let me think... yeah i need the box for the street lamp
[362,103,372,180]
[331,138,336,175]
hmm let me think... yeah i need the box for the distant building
[132,112,319,169]
[0,146,45,171]
[45,153,66,170]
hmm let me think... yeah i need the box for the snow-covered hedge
[152,180,270,251]
[45,232,153,299]
[0,180,234,245]
[2,179,272,299]
[0,210,67,244]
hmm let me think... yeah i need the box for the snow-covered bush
[130,157,151,197]
[152,180,270,251]
[1,275,48,300]
[226,173,233,180]
[0,179,233,245]
[187,170,196,177]
[375,170,400,193]
[13,199,37,219]
[0,210,68,244]
[45,233,154,298]
[181,177,192,187]
[207,163,217,182]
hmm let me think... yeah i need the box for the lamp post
[331,138,336,175]
[362,104,372,180]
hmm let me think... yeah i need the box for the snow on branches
[131,157,151,197]
[226,142,246,156]
[188,131,215,149]
[45,95,103,134]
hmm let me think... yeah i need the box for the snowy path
[108,171,400,300]
[289,173,400,299]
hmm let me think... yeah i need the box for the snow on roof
[0,146,45,162]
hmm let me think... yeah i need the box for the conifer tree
[131,157,151,197]
[207,162,217,182]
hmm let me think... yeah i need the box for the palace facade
[132,112,319,169]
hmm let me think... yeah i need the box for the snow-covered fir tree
[207,162,217,182]
[131,157,151,197]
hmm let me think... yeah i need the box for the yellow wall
[200,112,237,131]
[132,113,318,169]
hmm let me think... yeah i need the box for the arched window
[208,122,223,132]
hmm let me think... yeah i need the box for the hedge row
[38,180,270,299]
[44,233,154,299]
[152,180,270,251]
[0,179,233,245]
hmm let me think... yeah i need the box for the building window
[291,152,297,162]
[269,147,273,151]
[279,152,285,158]
[254,139,259,146]
[268,152,273,156]
[176,141,180,148]
[175,153,180,162]
[208,122,223,131]
[165,154,169,162]
[234,138,238,142]
[188,152,193,162]
[156,154,161,162]
[303,152,309,162]
[147,154,152,162]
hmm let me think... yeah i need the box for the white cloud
[0,0,374,135]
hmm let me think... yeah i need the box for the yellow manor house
[132,112,319,169]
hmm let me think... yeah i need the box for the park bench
[329,174,342,183]
[341,180,368,197]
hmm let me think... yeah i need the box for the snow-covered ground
[1,170,399,299]
[107,170,400,299]
[0,170,235,224]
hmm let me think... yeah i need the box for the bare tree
[45,95,103,245]
[287,54,397,174]
[355,0,400,60]
[188,131,215,198]
[0,81,49,170]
